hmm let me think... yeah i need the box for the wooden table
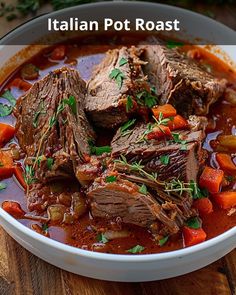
[0,2,236,294]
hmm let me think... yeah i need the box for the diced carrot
[50,45,66,60]
[199,166,224,194]
[0,150,14,179]
[168,115,189,131]
[193,198,213,216]
[183,226,207,247]
[14,166,27,190]
[152,104,177,119]
[2,201,25,218]
[11,78,32,91]
[216,153,236,173]
[0,123,15,147]
[147,125,172,140]
[213,191,236,209]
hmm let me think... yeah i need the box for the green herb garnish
[42,223,49,233]
[120,119,136,135]
[160,155,170,166]
[126,95,133,112]
[24,165,36,185]
[186,217,201,229]
[109,68,126,89]
[47,158,54,170]
[89,141,112,156]
[139,184,147,195]
[105,175,117,183]
[189,180,209,199]
[127,245,145,254]
[119,57,128,67]
[136,90,157,108]
[0,90,16,117]
[159,236,169,247]
[97,233,109,244]
[0,182,7,190]
[167,40,184,49]
[63,95,76,115]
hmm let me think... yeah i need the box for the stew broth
[0,35,235,254]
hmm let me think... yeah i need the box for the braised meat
[15,67,96,185]
[111,122,204,183]
[141,37,226,116]
[85,46,149,128]
[87,173,193,235]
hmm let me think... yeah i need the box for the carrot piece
[11,78,32,91]
[147,125,172,140]
[0,123,15,147]
[199,166,224,194]
[2,201,25,218]
[193,198,213,216]
[0,150,14,179]
[14,166,27,190]
[152,104,177,119]
[216,153,236,173]
[50,45,66,60]
[213,191,236,209]
[168,115,188,131]
[183,226,207,247]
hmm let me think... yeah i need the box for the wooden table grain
[0,2,236,294]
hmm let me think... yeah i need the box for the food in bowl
[0,34,235,255]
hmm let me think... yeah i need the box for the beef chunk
[141,37,226,116]
[111,122,204,183]
[15,67,96,185]
[85,46,149,128]
[87,174,190,235]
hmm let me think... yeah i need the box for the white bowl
[0,2,236,282]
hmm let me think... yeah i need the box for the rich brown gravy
[0,35,235,254]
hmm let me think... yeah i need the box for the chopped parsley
[89,141,112,156]
[119,57,128,67]
[47,158,54,170]
[159,236,169,247]
[139,184,148,195]
[120,119,136,135]
[172,132,187,151]
[189,180,209,199]
[166,40,184,49]
[186,217,201,229]
[0,90,16,117]
[136,90,157,108]
[127,245,145,254]
[42,223,49,233]
[160,155,170,166]
[63,95,76,115]
[109,68,126,89]
[0,182,7,190]
[97,233,109,244]
[24,165,37,185]
[105,175,117,183]
[126,95,133,112]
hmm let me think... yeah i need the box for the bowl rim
[0,1,235,262]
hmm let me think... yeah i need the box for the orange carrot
[216,153,236,173]
[193,198,213,216]
[11,78,32,91]
[14,166,27,190]
[50,45,66,60]
[152,104,177,119]
[147,125,172,140]
[0,123,15,147]
[183,226,207,247]
[199,166,224,194]
[2,201,25,218]
[168,115,188,131]
[0,150,14,179]
[213,191,236,209]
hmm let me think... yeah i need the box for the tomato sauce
[0,36,235,254]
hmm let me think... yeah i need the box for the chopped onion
[217,135,236,152]
[103,230,130,240]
